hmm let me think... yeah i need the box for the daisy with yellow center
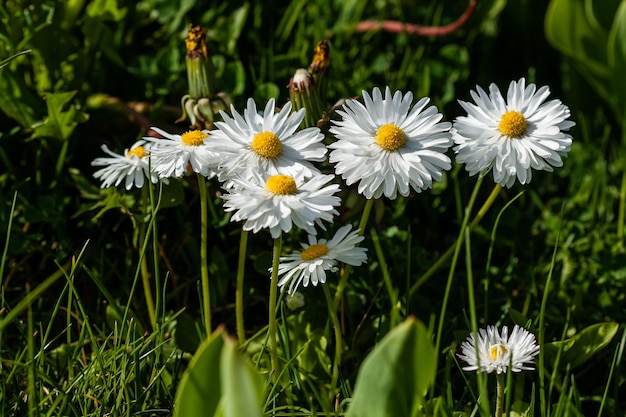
[221,173,341,238]
[328,86,453,200]
[458,325,540,374]
[273,225,368,294]
[452,78,575,187]
[143,127,216,179]
[92,140,159,190]
[206,98,327,182]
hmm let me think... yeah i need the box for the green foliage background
[1,0,626,415]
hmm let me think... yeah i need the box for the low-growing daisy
[274,225,368,294]
[144,127,216,179]
[207,98,327,181]
[458,325,540,374]
[92,140,159,190]
[452,78,575,187]
[328,86,453,200]
[222,172,341,238]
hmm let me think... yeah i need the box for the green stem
[538,218,562,417]
[333,198,374,311]
[433,176,484,370]
[410,182,501,295]
[139,186,156,330]
[198,174,212,336]
[495,373,505,417]
[371,228,399,327]
[323,284,343,397]
[618,165,626,242]
[236,229,249,343]
[269,234,283,380]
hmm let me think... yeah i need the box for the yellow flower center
[266,175,297,195]
[181,130,208,146]
[127,146,148,159]
[300,244,329,261]
[376,123,406,151]
[251,131,283,159]
[498,111,527,138]
[489,344,509,361]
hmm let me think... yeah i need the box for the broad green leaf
[347,317,436,417]
[174,330,225,417]
[544,0,613,109]
[607,0,626,125]
[32,91,88,141]
[173,330,264,417]
[543,322,619,369]
[220,337,265,417]
[0,70,42,127]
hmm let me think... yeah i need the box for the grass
[2,0,626,416]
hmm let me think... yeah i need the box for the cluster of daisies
[92,78,574,298]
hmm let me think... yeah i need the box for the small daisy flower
[328,86,453,200]
[222,172,341,238]
[144,127,216,179]
[452,78,575,187]
[207,98,327,181]
[92,140,158,190]
[274,225,368,294]
[458,325,540,374]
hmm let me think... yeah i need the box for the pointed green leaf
[347,318,436,417]
[174,330,265,417]
[544,322,619,369]
[220,337,265,417]
[607,0,626,124]
[174,330,225,417]
[33,91,88,140]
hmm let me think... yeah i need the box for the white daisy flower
[207,98,327,181]
[451,78,575,187]
[273,225,368,294]
[458,325,540,374]
[328,86,453,200]
[222,172,341,238]
[92,140,159,190]
[144,127,216,179]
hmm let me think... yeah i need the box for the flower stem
[323,284,342,398]
[410,182,501,295]
[618,165,626,242]
[139,186,156,329]
[268,234,283,381]
[371,228,400,327]
[433,176,483,370]
[333,198,374,311]
[197,174,212,337]
[236,229,249,343]
[495,373,505,417]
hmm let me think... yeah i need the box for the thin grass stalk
[484,191,525,321]
[269,234,283,381]
[0,191,17,284]
[323,283,343,399]
[26,283,36,417]
[371,228,400,327]
[538,205,564,417]
[333,197,374,312]
[148,181,163,335]
[463,224,490,417]
[197,173,212,336]
[433,175,484,370]
[236,229,249,343]
[139,185,156,329]
[597,338,621,417]
[410,182,501,295]
[618,165,626,242]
